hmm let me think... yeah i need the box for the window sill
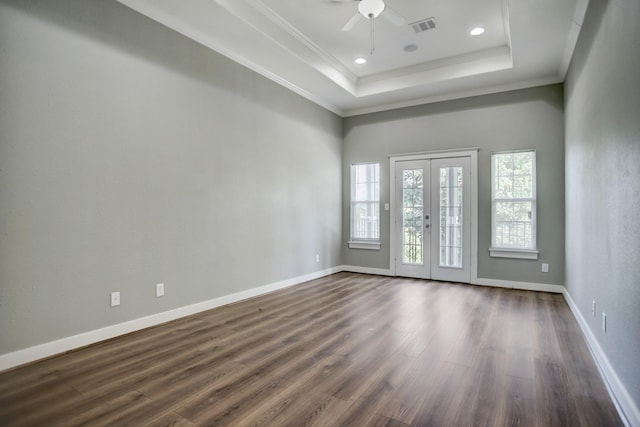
[348,241,381,250]
[489,247,539,260]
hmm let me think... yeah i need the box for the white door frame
[389,148,479,283]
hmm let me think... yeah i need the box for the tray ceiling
[116,0,588,116]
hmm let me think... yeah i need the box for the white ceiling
[116,0,588,116]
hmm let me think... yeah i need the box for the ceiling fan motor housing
[358,0,385,19]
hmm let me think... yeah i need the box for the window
[349,162,380,249]
[490,150,538,259]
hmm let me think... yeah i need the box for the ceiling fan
[337,0,406,32]
[329,0,406,55]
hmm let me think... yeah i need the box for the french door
[394,156,471,282]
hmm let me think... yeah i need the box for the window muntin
[350,163,380,245]
[491,151,537,257]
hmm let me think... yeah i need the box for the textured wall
[565,0,640,415]
[342,85,565,285]
[0,0,342,354]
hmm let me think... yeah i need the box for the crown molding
[344,75,563,117]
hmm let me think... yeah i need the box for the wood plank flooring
[0,273,622,426]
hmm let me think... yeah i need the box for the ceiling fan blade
[382,6,406,26]
[341,12,363,31]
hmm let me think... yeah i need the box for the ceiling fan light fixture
[358,0,385,19]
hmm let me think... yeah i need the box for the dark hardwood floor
[0,273,622,426]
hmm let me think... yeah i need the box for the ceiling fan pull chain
[369,13,375,55]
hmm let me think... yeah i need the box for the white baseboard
[339,266,564,293]
[0,266,341,373]
[474,277,564,293]
[340,265,394,276]
[563,290,639,427]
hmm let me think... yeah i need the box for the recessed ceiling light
[403,44,418,53]
[355,57,367,65]
[470,27,485,36]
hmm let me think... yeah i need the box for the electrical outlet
[592,300,596,317]
[602,312,606,332]
[111,291,120,307]
[315,254,320,263]
[541,263,549,273]
[156,283,165,297]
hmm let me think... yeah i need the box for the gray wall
[0,0,342,355]
[565,0,640,413]
[342,85,565,285]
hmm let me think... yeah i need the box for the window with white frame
[349,162,380,249]
[490,150,538,259]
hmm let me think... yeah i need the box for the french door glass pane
[402,169,423,265]
[439,167,463,268]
